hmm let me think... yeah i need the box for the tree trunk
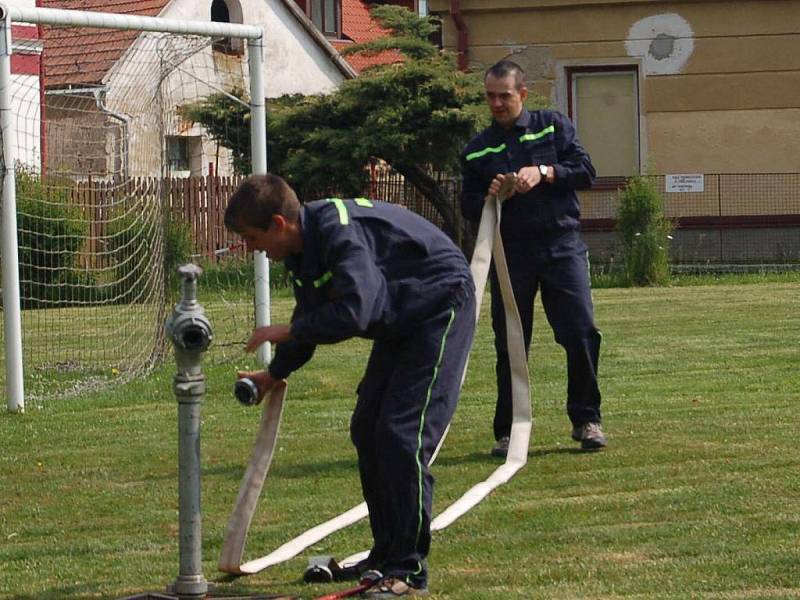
[391,162,475,257]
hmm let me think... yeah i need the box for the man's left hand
[245,324,293,352]
[515,166,543,193]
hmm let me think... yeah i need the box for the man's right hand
[236,370,277,405]
[489,173,518,199]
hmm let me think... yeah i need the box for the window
[309,0,341,38]
[166,136,189,172]
[567,67,640,178]
[211,0,244,55]
[166,136,203,176]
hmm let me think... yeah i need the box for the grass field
[1,281,799,599]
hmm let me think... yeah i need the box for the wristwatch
[538,164,549,182]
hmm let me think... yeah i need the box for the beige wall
[430,0,800,174]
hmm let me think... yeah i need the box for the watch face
[539,165,548,178]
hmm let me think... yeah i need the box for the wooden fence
[69,173,458,263]
[164,175,245,259]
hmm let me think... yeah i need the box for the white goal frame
[0,4,270,412]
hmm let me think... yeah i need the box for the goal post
[0,4,269,411]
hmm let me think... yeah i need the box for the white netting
[2,20,259,403]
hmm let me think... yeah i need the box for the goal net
[1,8,266,407]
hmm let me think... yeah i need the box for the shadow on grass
[9,576,299,600]
[204,447,591,485]
[435,445,585,467]
[203,456,356,481]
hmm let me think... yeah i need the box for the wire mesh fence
[579,174,800,267]
[369,171,800,268]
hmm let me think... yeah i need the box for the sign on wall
[666,173,704,193]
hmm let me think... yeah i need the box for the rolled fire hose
[219,175,531,574]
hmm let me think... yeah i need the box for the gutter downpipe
[94,89,130,181]
[449,0,468,71]
[36,0,45,175]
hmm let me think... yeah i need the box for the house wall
[42,0,350,178]
[10,4,42,171]
[44,95,112,178]
[10,74,41,172]
[429,0,800,175]
[163,0,347,96]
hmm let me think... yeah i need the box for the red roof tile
[335,0,408,72]
[41,0,168,87]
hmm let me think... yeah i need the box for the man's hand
[245,324,293,353]
[515,166,543,194]
[488,173,518,199]
[236,369,277,405]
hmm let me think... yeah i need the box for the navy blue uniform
[268,198,475,589]
[460,108,602,437]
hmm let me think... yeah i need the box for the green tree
[616,175,673,286]
[181,6,545,249]
[15,167,90,308]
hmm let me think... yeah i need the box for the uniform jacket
[460,109,596,251]
[268,198,473,379]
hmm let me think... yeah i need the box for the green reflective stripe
[415,307,456,547]
[354,197,373,207]
[325,198,349,225]
[519,125,555,143]
[465,143,506,161]
[294,279,303,287]
[313,271,333,288]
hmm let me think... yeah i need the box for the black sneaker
[572,423,607,449]
[362,576,429,597]
[490,436,510,458]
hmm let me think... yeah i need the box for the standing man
[227,174,475,597]
[460,59,606,455]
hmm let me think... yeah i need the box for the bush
[15,168,91,308]
[195,255,292,295]
[616,175,673,286]
[164,213,194,290]
[105,206,166,303]
[105,209,194,304]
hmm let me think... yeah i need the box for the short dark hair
[485,59,526,90]
[224,174,300,233]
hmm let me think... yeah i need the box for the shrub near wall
[15,168,91,308]
[616,175,673,286]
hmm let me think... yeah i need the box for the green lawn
[1,282,799,599]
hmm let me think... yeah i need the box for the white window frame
[554,58,647,178]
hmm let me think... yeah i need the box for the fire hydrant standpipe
[165,264,213,599]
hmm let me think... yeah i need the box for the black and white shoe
[572,422,607,450]
[362,576,429,597]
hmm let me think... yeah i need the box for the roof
[41,0,163,87]
[41,0,355,88]
[332,0,404,73]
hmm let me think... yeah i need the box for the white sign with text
[666,173,704,193]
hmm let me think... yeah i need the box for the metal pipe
[0,3,26,412]
[35,0,45,176]
[5,5,262,40]
[95,89,130,180]
[165,264,213,599]
[449,0,469,71]
[248,34,271,367]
